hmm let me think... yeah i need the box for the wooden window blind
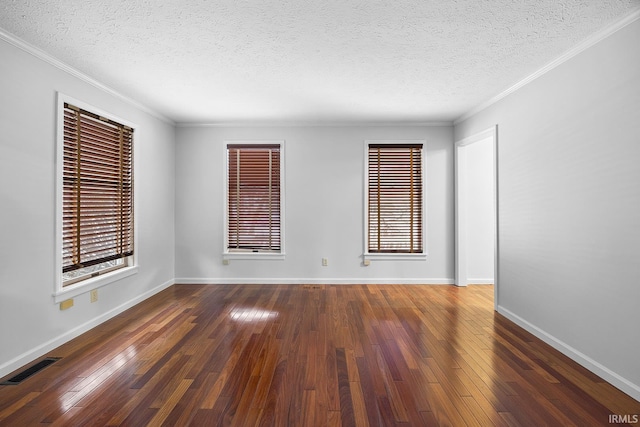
[62,103,134,278]
[227,144,281,252]
[368,143,423,253]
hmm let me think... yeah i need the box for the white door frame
[454,125,499,310]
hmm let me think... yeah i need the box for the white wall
[464,137,494,283]
[0,36,176,377]
[454,18,640,400]
[175,125,454,284]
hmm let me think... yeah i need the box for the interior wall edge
[497,305,640,403]
[0,279,175,379]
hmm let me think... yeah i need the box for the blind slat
[368,144,423,253]
[62,103,134,277]
[227,145,281,251]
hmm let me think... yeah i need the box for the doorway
[455,126,498,309]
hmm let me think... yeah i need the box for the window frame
[363,140,427,261]
[223,140,286,261]
[54,93,138,303]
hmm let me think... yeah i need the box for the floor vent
[1,357,61,385]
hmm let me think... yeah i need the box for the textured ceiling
[1,1,639,124]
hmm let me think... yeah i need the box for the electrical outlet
[60,298,74,310]
[322,258,328,266]
[222,259,230,265]
[90,289,98,303]
[363,259,371,266]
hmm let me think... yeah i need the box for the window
[365,141,425,258]
[60,101,134,287]
[225,142,284,258]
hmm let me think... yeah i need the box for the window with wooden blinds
[62,103,134,284]
[367,143,423,254]
[227,143,281,252]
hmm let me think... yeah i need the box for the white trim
[174,278,455,285]
[223,253,286,261]
[1,279,175,379]
[363,140,428,260]
[498,305,640,402]
[53,266,139,304]
[57,93,138,129]
[176,121,453,128]
[0,28,173,125]
[454,8,640,125]
[454,126,499,311]
[466,279,494,285]
[455,127,496,147]
[55,93,140,301]
[363,253,427,262]
[454,140,467,288]
[223,140,286,258]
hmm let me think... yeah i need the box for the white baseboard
[174,277,455,285]
[0,278,175,379]
[467,278,494,285]
[497,305,640,403]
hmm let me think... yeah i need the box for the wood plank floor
[1,284,638,426]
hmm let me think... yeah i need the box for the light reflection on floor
[229,308,278,322]
[58,345,138,412]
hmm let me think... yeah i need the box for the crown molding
[0,28,174,125]
[454,8,640,126]
[176,120,453,128]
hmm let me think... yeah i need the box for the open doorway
[455,126,498,309]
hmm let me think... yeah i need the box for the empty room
[1,1,639,425]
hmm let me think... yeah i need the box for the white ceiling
[1,1,638,124]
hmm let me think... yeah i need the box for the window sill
[53,265,138,303]
[364,253,427,262]
[223,252,285,261]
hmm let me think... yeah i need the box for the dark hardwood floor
[0,284,638,426]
